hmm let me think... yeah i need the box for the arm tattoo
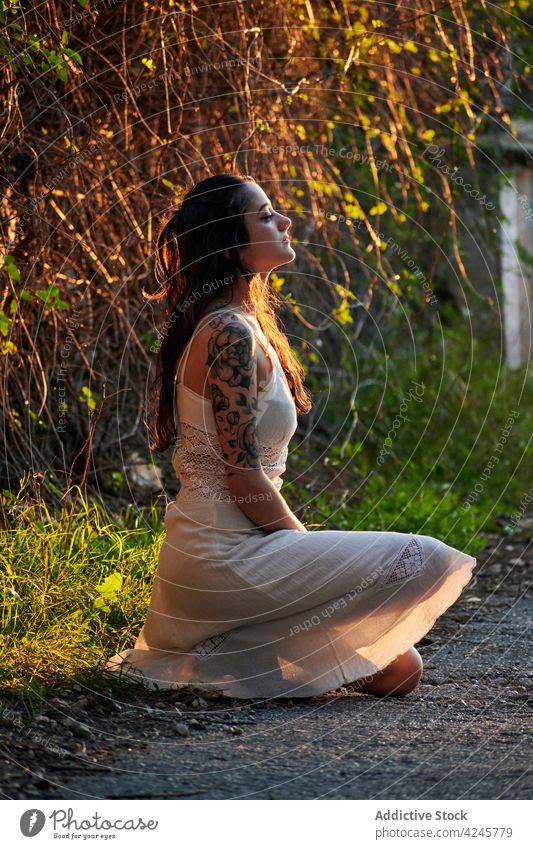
[206,313,261,475]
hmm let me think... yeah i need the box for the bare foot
[349,647,423,697]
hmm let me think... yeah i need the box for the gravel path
[2,518,531,800]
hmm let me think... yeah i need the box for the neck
[205,270,267,316]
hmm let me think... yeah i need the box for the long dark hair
[144,173,313,453]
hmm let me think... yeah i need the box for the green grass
[1,486,164,694]
[1,319,531,693]
[287,316,533,556]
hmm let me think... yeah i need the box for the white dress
[106,306,477,699]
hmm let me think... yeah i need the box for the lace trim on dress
[172,419,287,503]
[384,537,424,584]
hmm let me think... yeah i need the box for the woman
[106,173,476,700]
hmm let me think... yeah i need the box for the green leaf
[0,310,12,336]
[94,572,123,612]
[64,47,83,65]
[2,253,20,281]
[1,339,17,355]
[95,572,123,598]
[332,305,353,324]
[79,385,100,412]
[369,200,388,215]
[35,285,69,310]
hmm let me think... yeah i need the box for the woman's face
[237,183,295,274]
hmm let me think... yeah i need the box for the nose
[278,212,291,232]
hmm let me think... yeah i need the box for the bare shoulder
[203,310,255,386]
[180,310,253,398]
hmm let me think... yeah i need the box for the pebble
[175,722,190,737]
[67,741,88,756]
[34,714,56,726]
[48,697,69,709]
[227,725,243,735]
[509,557,526,566]
[64,717,93,737]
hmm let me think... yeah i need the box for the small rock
[67,741,87,755]
[508,557,526,566]
[227,725,243,735]
[175,722,189,737]
[64,717,93,737]
[128,450,165,492]
[34,714,55,726]
[48,697,68,709]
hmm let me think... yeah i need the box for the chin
[282,247,296,263]
[279,244,296,260]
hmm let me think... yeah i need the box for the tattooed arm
[206,312,307,533]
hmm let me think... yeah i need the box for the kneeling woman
[106,173,476,700]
